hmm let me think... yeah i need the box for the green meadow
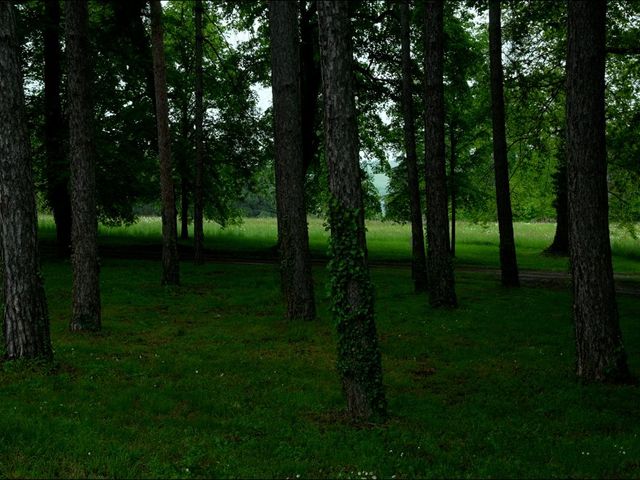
[0,218,638,477]
[37,215,640,273]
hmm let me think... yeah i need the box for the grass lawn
[1,257,639,478]
[38,215,640,274]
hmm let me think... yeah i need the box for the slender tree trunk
[489,0,519,287]
[193,0,205,265]
[43,0,72,258]
[65,0,101,331]
[547,135,569,255]
[450,126,456,257]
[269,0,316,320]
[179,98,190,241]
[300,0,322,173]
[180,179,189,240]
[318,0,387,420]
[150,0,180,285]
[423,0,456,307]
[0,2,53,359]
[566,0,630,383]
[399,0,427,293]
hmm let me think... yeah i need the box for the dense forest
[1,0,639,477]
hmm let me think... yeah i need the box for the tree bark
[179,96,190,241]
[43,0,72,258]
[489,0,519,287]
[0,2,53,359]
[65,0,101,331]
[566,0,630,383]
[450,126,456,257]
[547,137,569,255]
[423,0,456,307]
[269,0,316,320]
[193,0,205,265]
[180,176,189,240]
[300,0,322,173]
[318,0,387,420]
[150,0,180,285]
[400,0,427,293]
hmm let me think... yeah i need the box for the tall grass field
[37,215,640,273]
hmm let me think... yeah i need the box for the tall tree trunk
[300,0,322,173]
[150,0,180,285]
[43,0,72,258]
[423,0,457,307]
[566,0,629,383]
[450,125,456,257]
[489,0,519,287]
[179,97,190,241]
[65,0,101,331]
[180,177,189,240]
[269,0,316,321]
[193,0,205,265]
[318,0,386,420]
[547,134,569,255]
[0,2,53,359]
[399,0,427,293]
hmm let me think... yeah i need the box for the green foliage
[326,199,386,419]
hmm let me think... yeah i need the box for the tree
[65,0,101,331]
[488,0,519,287]
[546,133,569,255]
[566,0,629,382]
[317,0,387,420]
[423,0,456,307]
[0,2,52,359]
[399,0,427,293]
[269,0,316,320]
[150,0,180,285]
[193,0,205,265]
[43,0,71,258]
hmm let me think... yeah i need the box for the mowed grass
[1,258,640,478]
[37,215,640,273]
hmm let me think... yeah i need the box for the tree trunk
[300,0,322,173]
[547,136,569,255]
[566,0,630,383]
[65,0,101,331]
[43,0,72,258]
[399,0,427,293]
[150,0,180,285]
[489,0,519,287]
[0,2,53,359]
[450,126,456,257]
[269,0,316,321]
[180,177,189,240]
[423,0,456,307]
[179,96,190,242]
[193,0,205,265]
[318,0,387,420]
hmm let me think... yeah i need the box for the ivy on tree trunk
[318,0,387,421]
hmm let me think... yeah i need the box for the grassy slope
[38,216,640,273]
[1,258,639,478]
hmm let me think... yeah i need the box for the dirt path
[41,242,640,297]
